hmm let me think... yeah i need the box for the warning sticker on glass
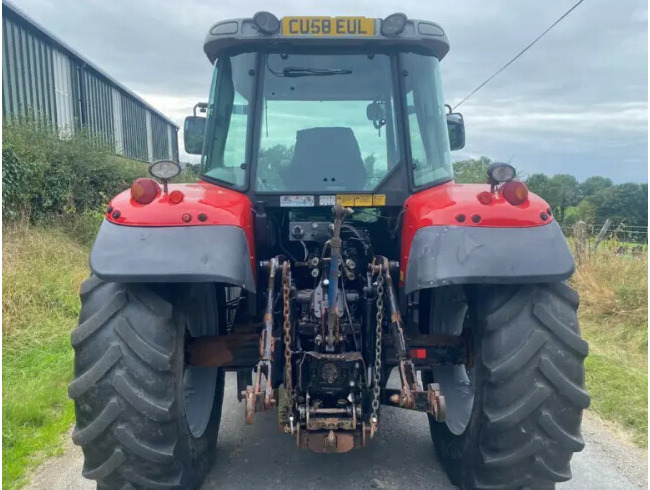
[335,194,386,207]
[280,195,314,207]
[336,195,355,206]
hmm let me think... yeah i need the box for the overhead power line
[452,0,588,110]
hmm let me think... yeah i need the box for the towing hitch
[382,383,446,422]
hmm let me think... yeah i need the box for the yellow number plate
[282,17,375,36]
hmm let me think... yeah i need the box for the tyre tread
[113,371,173,422]
[115,316,172,371]
[485,383,550,430]
[533,303,589,357]
[82,449,126,480]
[71,291,126,347]
[121,467,183,490]
[539,410,585,452]
[116,425,175,463]
[431,283,589,490]
[70,277,223,490]
[539,356,590,408]
[72,399,121,446]
[68,344,121,399]
[486,330,546,382]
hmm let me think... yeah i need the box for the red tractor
[70,13,589,490]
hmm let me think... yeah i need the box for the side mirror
[366,101,386,130]
[366,101,385,121]
[184,116,206,155]
[446,112,465,151]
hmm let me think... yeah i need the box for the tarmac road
[26,373,647,490]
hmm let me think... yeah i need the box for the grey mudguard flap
[404,221,574,295]
[90,220,255,292]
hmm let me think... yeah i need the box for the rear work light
[131,178,159,205]
[381,13,407,36]
[501,180,529,206]
[253,11,280,34]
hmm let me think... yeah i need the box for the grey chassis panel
[90,220,255,292]
[404,221,574,295]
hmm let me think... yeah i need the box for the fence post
[573,221,587,264]
[592,218,612,252]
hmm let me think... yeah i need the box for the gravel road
[26,373,647,490]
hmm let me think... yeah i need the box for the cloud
[12,0,648,182]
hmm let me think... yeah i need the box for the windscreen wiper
[281,67,352,77]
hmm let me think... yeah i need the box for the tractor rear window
[255,53,400,193]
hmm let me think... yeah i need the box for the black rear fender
[90,220,255,292]
[404,221,574,296]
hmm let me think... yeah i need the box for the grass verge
[2,225,89,488]
[571,247,648,447]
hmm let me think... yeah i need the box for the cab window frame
[200,51,262,192]
[396,52,454,193]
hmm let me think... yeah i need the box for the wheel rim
[182,295,218,439]
[183,365,218,438]
[432,363,475,435]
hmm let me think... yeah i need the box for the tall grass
[2,225,89,488]
[1,119,201,488]
[570,245,648,446]
[1,118,147,488]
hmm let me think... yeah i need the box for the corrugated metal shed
[1,0,179,162]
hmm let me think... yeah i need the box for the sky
[10,0,649,183]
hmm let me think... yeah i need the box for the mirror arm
[193,102,208,117]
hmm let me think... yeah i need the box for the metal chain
[282,262,293,403]
[371,266,384,424]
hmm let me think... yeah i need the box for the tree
[528,174,580,224]
[580,176,613,198]
[588,183,648,228]
[453,156,493,184]
[258,144,293,166]
[526,173,550,198]
[257,144,294,189]
[563,200,597,228]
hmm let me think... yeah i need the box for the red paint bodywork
[400,181,553,283]
[106,180,256,273]
[106,178,552,290]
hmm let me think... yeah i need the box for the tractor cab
[184,13,465,208]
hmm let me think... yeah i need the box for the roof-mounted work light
[253,11,280,34]
[381,13,407,36]
[149,160,181,194]
[486,163,516,185]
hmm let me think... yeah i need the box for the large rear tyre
[69,276,225,489]
[424,283,589,490]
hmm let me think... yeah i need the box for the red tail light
[501,180,529,206]
[131,178,159,205]
[477,191,493,205]
[409,348,427,360]
[169,190,184,204]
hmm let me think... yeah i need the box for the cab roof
[203,15,449,63]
